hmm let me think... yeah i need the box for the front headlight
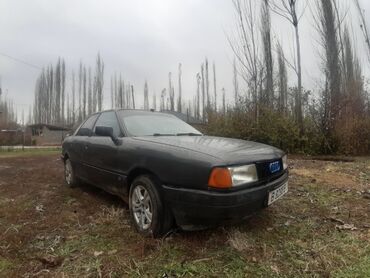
[282,155,288,170]
[208,164,258,189]
[228,164,258,186]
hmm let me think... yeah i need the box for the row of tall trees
[33,54,104,126]
[33,58,65,125]
[313,0,369,153]
[110,74,136,110]
[206,0,370,154]
[141,59,221,122]
[0,87,17,129]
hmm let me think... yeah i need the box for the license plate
[268,182,288,206]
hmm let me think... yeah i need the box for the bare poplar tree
[114,73,118,108]
[168,72,174,111]
[66,92,70,125]
[47,66,53,123]
[160,89,166,111]
[261,0,274,108]
[83,66,87,119]
[95,53,104,112]
[131,85,135,109]
[55,58,61,124]
[270,0,306,131]
[354,0,370,64]
[124,83,128,108]
[233,59,239,107]
[78,62,82,122]
[26,106,32,124]
[196,73,201,119]
[201,64,205,121]
[213,62,217,111]
[144,80,149,110]
[277,42,288,113]
[228,0,261,120]
[171,87,175,110]
[177,63,182,112]
[118,74,123,108]
[72,71,76,125]
[205,58,210,111]
[61,59,66,124]
[332,0,347,91]
[88,67,92,115]
[343,26,354,96]
[121,78,125,108]
[317,0,341,135]
[343,26,365,116]
[110,77,114,109]
[152,93,157,110]
[222,88,226,115]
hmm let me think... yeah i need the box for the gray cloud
[0,0,369,117]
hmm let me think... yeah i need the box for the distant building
[27,124,71,146]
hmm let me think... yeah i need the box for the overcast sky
[0,0,369,118]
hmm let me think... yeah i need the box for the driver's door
[84,111,124,194]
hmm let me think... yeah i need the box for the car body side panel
[83,136,125,195]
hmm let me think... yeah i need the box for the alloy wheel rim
[132,185,152,230]
[65,160,72,185]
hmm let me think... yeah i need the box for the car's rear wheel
[64,158,79,187]
[129,175,173,237]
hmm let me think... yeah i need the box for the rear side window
[94,111,122,137]
[76,114,99,136]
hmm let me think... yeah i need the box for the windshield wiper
[176,132,202,136]
[153,133,175,136]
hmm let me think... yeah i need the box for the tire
[129,175,173,238]
[64,158,79,187]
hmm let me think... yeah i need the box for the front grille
[255,159,284,182]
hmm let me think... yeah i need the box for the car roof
[98,109,175,117]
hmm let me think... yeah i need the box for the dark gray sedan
[62,109,288,237]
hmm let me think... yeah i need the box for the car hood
[133,135,284,165]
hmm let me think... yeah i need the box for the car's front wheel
[129,175,173,237]
[64,158,79,187]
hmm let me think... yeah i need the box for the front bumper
[162,171,288,229]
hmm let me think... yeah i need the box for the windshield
[119,111,202,137]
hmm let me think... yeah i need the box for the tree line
[33,54,104,126]
[0,87,17,129]
[207,0,370,155]
[31,0,370,154]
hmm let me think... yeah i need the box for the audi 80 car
[62,109,289,237]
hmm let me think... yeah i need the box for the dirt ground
[0,151,369,277]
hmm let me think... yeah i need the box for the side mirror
[95,126,121,144]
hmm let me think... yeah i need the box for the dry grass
[228,229,252,252]
[0,154,369,277]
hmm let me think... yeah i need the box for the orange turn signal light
[208,168,232,188]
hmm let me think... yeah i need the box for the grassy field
[0,153,369,277]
